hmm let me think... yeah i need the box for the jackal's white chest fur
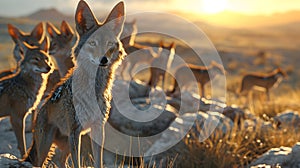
[72,65,107,129]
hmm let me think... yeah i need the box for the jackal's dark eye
[35,57,41,61]
[89,41,96,46]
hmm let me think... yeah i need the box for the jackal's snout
[33,61,51,73]
[99,56,109,66]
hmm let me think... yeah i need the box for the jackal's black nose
[100,56,109,65]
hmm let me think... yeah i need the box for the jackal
[169,61,225,98]
[148,41,175,90]
[239,68,287,101]
[119,20,157,79]
[0,23,45,79]
[24,1,126,167]
[121,19,137,47]
[0,38,51,157]
[46,21,76,77]
[34,21,77,117]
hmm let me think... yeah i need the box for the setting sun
[201,0,228,14]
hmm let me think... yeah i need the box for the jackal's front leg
[162,73,165,91]
[266,88,270,101]
[69,126,82,168]
[200,84,205,98]
[10,115,26,157]
[34,123,57,166]
[91,124,105,168]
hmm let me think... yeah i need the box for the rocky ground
[0,80,299,167]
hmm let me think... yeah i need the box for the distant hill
[23,8,73,24]
[264,21,300,32]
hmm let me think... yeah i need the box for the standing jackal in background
[239,68,287,101]
[119,20,157,79]
[25,1,126,167]
[0,38,51,157]
[0,23,45,79]
[148,41,175,91]
[33,20,77,118]
[46,21,76,77]
[169,61,225,98]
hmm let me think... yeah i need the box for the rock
[250,142,300,167]
[201,98,227,112]
[242,117,274,132]
[205,111,234,136]
[144,111,233,158]
[222,106,247,123]
[166,91,226,114]
[250,164,281,168]
[109,88,178,137]
[273,111,300,129]
[0,153,32,167]
[109,102,177,136]
[111,80,173,137]
[113,79,150,99]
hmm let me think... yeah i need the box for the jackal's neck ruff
[18,69,45,95]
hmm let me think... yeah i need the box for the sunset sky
[1,0,300,17]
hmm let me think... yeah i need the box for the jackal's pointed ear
[46,22,59,38]
[31,22,44,41]
[104,1,125,37]
[7,24,22,43]
[75,0,98,36]
[40,37,49,53]
[61,21,74,39]
[169,42,175,49]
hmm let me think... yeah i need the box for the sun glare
[201,0,228,14]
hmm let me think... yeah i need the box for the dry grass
[176,118,300,168]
